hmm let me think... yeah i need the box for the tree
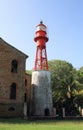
[26,70,32,75]
[73,67,83,111]
[48,60,79,116]
[76,67,83,84]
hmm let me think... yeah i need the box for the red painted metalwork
[34,21,49,70]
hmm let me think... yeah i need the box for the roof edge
[0,37,28,59]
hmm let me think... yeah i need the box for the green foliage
[49,60,75,102]
[48,60,83,116]
[74,93,83,108]
[76,67,83,84]
[26,70,32,75]
[73,67,83,108]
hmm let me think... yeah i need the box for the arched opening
[44,108,50,116]
[11,59,18,73]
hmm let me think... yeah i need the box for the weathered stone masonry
[0,38,28,117]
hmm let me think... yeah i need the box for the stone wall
[25,73,31,116]
[0,38,27,117]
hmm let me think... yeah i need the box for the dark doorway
[44,108,50,116]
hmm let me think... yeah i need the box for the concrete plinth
[31,70,53,116]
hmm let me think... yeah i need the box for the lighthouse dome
[36,21,47,32]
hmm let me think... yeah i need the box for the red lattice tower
[34,21,49,70]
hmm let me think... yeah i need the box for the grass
[0,118,83,130]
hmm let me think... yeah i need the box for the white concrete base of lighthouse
[31,70,53,116]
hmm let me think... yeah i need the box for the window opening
[11,60,18,73]
[10,83,16,99]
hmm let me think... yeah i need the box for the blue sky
[0,0,83,70]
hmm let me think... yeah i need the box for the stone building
[25,73,31,116]
[0,37,31,117]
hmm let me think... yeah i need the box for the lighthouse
[31,21,53,116]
